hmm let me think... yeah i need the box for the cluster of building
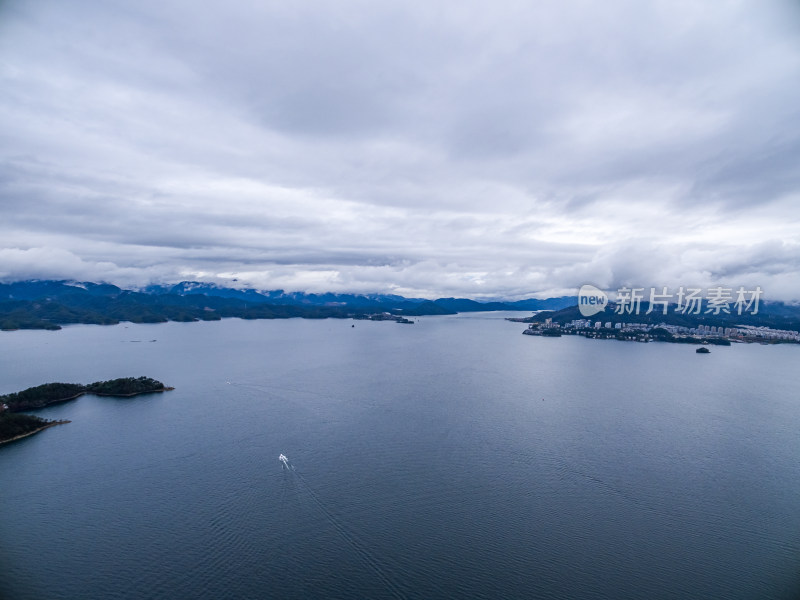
[547,318,800,342]
[735,325,800,342]
[559,319,655,332]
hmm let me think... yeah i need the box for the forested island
[0,377,172,445]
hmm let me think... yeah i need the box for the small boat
[696,347,710,353]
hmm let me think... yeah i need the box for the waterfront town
[522,318,800,344]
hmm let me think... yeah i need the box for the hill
[523,301,800,332]
[0,280,570,330]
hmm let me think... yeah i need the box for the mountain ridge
[0,280,576,330]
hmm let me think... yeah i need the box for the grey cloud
[1,0,798,300]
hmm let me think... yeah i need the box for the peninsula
[516,301,800,345]
[0,376,173,445]
[0,413,71,446]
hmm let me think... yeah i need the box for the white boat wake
[278,453,292,470]
[279,454,407,599]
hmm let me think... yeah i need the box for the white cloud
[1,0,799,300]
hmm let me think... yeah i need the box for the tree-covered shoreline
[0,413,71,446]
[0,377,171,412]
[0,377,172,445]
[0,279,580,331]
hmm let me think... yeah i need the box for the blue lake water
[1,313,799,599]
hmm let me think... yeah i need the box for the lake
[1,313,799,599]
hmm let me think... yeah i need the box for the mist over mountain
[0,280,576,330]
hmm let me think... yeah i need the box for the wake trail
[287,462,407,600]
[278,471,288,508]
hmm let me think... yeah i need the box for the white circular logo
[578,284,608,317]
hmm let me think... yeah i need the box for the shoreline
[0,379,172,448]
[90,386,175,398]
[517,321,799,346]
[0,420,71,446]
[7,387,174,411]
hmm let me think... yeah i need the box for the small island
[0,376,173,445]
[352,313,416,323]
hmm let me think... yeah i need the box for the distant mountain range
[0,280,576,331]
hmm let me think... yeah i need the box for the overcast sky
[1,0,799,300]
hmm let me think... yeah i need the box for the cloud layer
[1,0,799,299]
